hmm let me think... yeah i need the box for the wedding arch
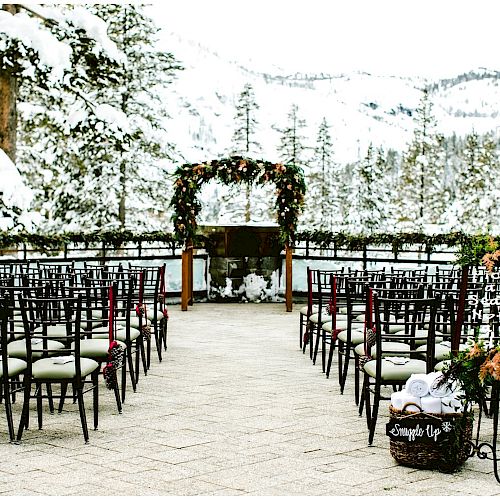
[169,156,306,311]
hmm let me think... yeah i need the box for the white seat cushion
[8,339,65,359]
[34,325,70,339]
[363,358,427,381]
[337,329,365,345]
[32,357,99,380]
[72,339,126,359]
[0,357,27,378]
[354,341,410,358]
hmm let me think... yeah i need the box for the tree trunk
[0,5,19,163]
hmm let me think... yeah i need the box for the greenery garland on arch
[170,156,306,246]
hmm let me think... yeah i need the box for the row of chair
[0,261,170,443]
[299,265,497,444]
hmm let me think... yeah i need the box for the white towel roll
[428,372,454,398]
[441,394,464,414]
[420,395,442,414]
[400,393,421,412]
[390,391,406,410]
[405,373,430,397]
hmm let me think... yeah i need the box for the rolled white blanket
[405,373,430,397]
[428,372,454,398]
[390,391,406,410]
[420,395,442,414]
[441,394,464,414]
[400,392,421,412]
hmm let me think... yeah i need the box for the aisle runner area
[0,304,496,495]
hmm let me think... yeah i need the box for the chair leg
[326,339,335,378]
[354,355,360,406]
[364,374,372,428]
[302,321,310,354]
[313,324,321,365]
[359,377,366,416]
[3,379,15,442]
[153,324,162,363]
[139,338,148,376]
[36,382,43,430]
[321,334,327,373]
[58,382,68,413]
[16,375,31,441]
[75,384,89,444]
[121,352,127,403]
[146,334,151,370]
[339,343,351,395]
[127,348,137,394]
[92,371,99,431]
[368,385,381,445]
[46,383,54,414]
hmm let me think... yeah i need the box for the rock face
[200,224,283,290]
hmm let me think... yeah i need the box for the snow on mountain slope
[160,31,500,166]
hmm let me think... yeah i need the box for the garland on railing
[294,230,488,256]
[1,229,495,263]
[0,230,180,253]
[170,156,306,247]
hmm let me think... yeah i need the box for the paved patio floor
[0,303,499,496]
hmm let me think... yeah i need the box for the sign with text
[386,418,454,444]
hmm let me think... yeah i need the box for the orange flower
[482,249,500,273]
[465,343,483,360]
[491,351,500,381]
[479,359,492,382]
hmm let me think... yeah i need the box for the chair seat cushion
[339,306,365,315]
[337,329,365,345]
[7,339,65,359]
[299,305,318,316]
[363,358,427,381]
[417,342,467,361]
[32,357,99,380]
[34,325,69,339]
[0,357,27,378]
[72,339,126,359]
[322,322,346,333]
[354,341,410,358]
[91,327,140,342]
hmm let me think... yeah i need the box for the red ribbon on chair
[135,271,147,319]
[331,276,340,341]
[160,265,169,320]
[108,284,115,346]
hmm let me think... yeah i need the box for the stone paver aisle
[0,303,498,495]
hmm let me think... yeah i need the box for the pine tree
[452,131,499,232]
[17,4,182,231]
[223,83,273,223]
[345,144,386,233]
[303,117,335,230]
[395,89,446,230]
[276,104,307,169]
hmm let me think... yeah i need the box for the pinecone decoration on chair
[141,324,152,340]
[366,327,377,348]
[136,303,146,317]
[103,362,118,390]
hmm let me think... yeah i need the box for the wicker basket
[388,404,473,473]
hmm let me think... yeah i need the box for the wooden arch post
[181,240,194,311]
[285,242,293,312]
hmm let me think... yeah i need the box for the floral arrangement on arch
[170,156,306,246]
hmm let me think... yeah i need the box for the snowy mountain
[161,31,500,166]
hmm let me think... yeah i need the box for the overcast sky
[150,0,500,78]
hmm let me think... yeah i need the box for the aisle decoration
[386,372,472,472]
[170,156,306,246]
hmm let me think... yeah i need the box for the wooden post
[285,243,293,312]
[181,247,189,311]
[452,265,469,356]
[188,244,194,306]
[181,241,194,311]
